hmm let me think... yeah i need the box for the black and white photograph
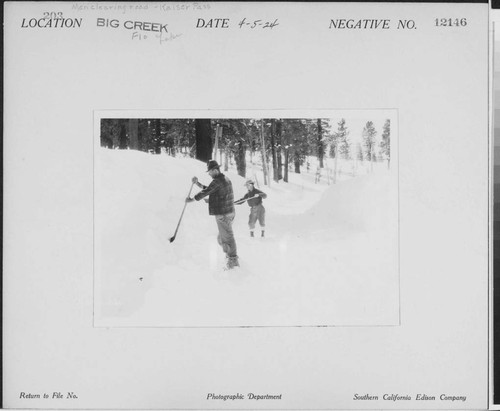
[3,1,490,409]
[94,112,399,327]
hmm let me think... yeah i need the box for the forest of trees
[100,118,391,183]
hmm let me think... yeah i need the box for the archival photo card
[94,110,399,328]
[3,1,490,410]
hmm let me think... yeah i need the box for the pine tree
[213,119,255,178]
[100,119,122,148]
[357,143,364,161]
[164,119,195,156]
[308,119,332,168]
[362,121,377,162]
[283,119,309,174]
[328,119,349,183]
[336,119,350,160]
[380,119,391,168]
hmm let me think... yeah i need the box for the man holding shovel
[185,160,239,269]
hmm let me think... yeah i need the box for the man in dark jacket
[186,160,239,269]
[235,179,267,238]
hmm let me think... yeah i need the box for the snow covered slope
[95,149,399,327]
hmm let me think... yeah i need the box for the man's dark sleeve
[255,189,267,199]
[194,180,220,201]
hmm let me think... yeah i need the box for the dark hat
[206,160,220,172]
[245,179,254,186]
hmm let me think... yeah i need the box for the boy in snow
[185,160,239,269]
[234,180,267,238]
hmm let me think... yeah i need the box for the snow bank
[303,172,398,231]
[95,149,399,327]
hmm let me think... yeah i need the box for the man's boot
[261,230,265,238]
[250,231,254,237]
[227,256,240,269]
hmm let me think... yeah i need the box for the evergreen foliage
[100,116,391,182]
[380,119,391,165]
[362,121,377,161]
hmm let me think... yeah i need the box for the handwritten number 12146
[435,18,467,27]
[238,18,279,29]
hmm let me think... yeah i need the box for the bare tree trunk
[260,120,269,185]
[224,148,229,171]
[333,143,338,183]
[175,129,185,157]
[271,119,278,182]
[213,123,221,160]
[154,119,161,154]
[127,119,139,150]
[284,148,289,182]
[276,120,283,180]
[195,119,212,162]
[317,119,324,168]
[234,141,247,177]
[294,157,301,173]
[370,144,374,172]
[118,122,127,149]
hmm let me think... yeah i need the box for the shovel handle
[169,182,195,242]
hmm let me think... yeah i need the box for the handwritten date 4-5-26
[238,18,279,29]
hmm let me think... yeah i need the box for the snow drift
[95,149,399,327]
